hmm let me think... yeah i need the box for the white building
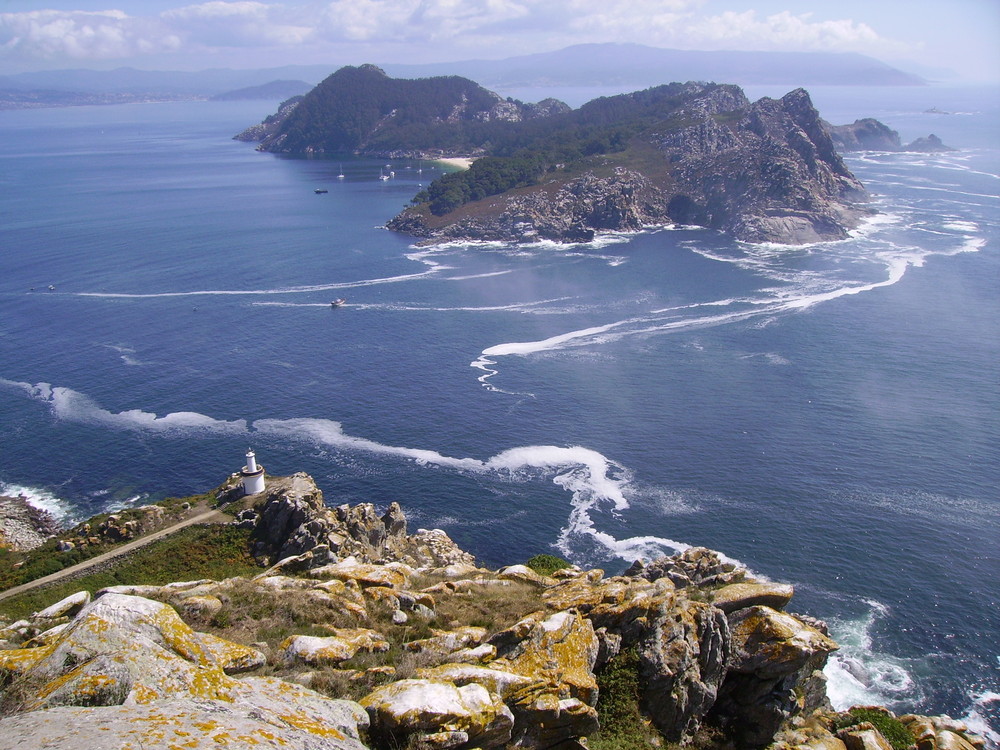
[240,448,265,496]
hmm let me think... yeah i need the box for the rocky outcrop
[391,85,871,246]
[825,118,955,153]
[0,484,987,750]
[389,167,670,244]
[903,134,955,153]
[233,95,304,142]
[0,495,59,552]
[235,472,476,571]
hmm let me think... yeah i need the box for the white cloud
[682,10,910,55]
[0,1,914,68]
[162,1,314,46]
[0,9,180,62]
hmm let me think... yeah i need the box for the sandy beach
[435,157,475,170]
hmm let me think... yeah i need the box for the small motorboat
[330,298,346,308]
[314,188,328,194]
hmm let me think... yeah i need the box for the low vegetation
[525,553,572,577]
[589,648,665,750]
[834,707,916,750]
[0,525,259,621]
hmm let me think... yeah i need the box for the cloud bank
[0,0,913,69]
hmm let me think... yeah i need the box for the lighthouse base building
[240,449,265,496]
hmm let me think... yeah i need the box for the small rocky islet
[0,473,985,750]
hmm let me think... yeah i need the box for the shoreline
[434,157,475,170]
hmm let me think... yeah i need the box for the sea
[0,82,997,740]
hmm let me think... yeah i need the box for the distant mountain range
[0,43,924,109]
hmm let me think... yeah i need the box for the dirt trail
[0,508,228,603]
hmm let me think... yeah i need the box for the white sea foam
[1,378,246,434]
[942,220,980,232]
[824,600,918,711]
[962,691,1000,747]
[0,482,74,523]
[76,258,449,299]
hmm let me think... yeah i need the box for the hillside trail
[0,507,229,604]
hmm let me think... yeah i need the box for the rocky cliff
[0,496,58,553]
[389,85,872,245]
[0,474,986,750]
[824,118,956,153]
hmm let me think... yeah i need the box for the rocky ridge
[389,85,872,246]
[0,474,986,750]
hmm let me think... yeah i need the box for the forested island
[239,64,873,245]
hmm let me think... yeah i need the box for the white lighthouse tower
[240,448,265,496]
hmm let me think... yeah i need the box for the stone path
[0,508,228,603]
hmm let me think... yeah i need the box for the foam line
[471,223,985,388]
[1,378,246,433]
[3,378,753,573]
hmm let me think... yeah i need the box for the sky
[0,0,998,82]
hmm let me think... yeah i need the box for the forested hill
[247,64,570,155]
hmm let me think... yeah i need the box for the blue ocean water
[0,86,997,738]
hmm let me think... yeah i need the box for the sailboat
[378,168,390,181]
[337,164,345,179]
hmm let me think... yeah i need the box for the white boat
[337,164,345,179]
[330,298,346,308]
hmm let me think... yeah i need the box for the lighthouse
[240,448,265,496]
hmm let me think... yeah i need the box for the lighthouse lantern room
[241,448,265,496]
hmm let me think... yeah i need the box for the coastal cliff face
[0,474,985,750]
[388,85,871,245]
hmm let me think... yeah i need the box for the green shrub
[835,707,916,750]
[590,648,663,750]
[525,553,571,576]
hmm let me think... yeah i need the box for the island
[239,65,873,246]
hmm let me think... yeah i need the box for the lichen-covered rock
[282,628,389,666]
[727,605,838,678]
[900,713,986,750]
[6,593,238,709]
[711,605,838,746]
[486,609,600,747]
[638,598,730,742]
[710,581,794,613]
[32,590,91,620]
[196,631,266,674]
[0,693,369,750]
[838,723,896,750]
[313,555,410,588]
[361,679,513,749]
[406,627,489,656]
[417,664,537,701]
[176,594,223,620]
[497,564,552,587]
